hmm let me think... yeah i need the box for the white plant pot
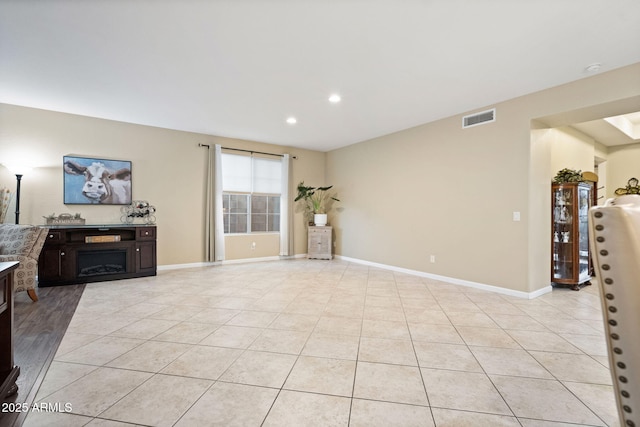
[314,213,328,226]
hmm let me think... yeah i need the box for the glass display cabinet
[551,182,592,290]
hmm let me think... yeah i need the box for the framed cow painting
[63,155,132,205]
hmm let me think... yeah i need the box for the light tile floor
[23,260,619,426]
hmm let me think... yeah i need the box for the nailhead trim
[592,209,636,427]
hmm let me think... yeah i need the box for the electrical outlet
[251,242,256,250]
[430,255,436,263]
[513,211,521,221]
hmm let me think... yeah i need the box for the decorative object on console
[0,224,49,301]
[295,181,340,226]
[63,155,132,205]
[121,200,156,224]
[614,177,640,195]
[43,213,86,226]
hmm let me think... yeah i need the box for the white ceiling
[572,111,640,147]
[1,0,640,152]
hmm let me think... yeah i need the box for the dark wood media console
[38,225,156,287]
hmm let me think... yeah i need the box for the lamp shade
[4,163,33,175]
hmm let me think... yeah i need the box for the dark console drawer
[137,227,156,240]
[45,230,64,242]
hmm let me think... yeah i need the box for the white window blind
[253,157,281,194]
[221,154,252,192]
[221,153,281,194]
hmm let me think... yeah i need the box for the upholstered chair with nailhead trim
[589,195,640,427]
[0,224,49,302]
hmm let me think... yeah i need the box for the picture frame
[63,155,132,205]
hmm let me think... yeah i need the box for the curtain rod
[198,144,295,159]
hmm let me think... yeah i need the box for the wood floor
[1,284,84,427]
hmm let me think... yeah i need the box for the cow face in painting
[64,160,131,204]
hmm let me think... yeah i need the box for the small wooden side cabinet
[0,261,19,398]
[308,226,333,260]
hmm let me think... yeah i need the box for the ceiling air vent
[462,108,496,128]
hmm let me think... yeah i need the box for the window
[222,193,248,234]
[251,195,280,232]
[221,153,281,234]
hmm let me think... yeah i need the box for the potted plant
[295,181,340,226]
[553,168,584,183]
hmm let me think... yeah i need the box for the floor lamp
[5,164,31,225]
[14,173,23,224]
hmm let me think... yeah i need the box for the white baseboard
[336,255,552,299]
[221,256,281,265]
[276,254,307,260]
[157,262,215,271]
[158,255,552,299]
[526,285,553,299]
[158,254,306,271]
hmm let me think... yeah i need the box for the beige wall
[607,142,640,197]
[546,124,640,204]
[327,62,640,294]
[529,124,609,290]
[327,104,531,291]
[528,124,553,298]
[544,119,640,203]
[2,63,638,294]
[224,233,280,261]
[0,104,326,265]
[549,126,597,176]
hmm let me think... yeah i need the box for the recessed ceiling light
[328,94,341,103]
[286,117,297,125]
[584,63,602,73]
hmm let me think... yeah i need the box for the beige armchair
[0,224,48,301]
[589,195,640,427]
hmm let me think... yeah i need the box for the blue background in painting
[63,156,132,204]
